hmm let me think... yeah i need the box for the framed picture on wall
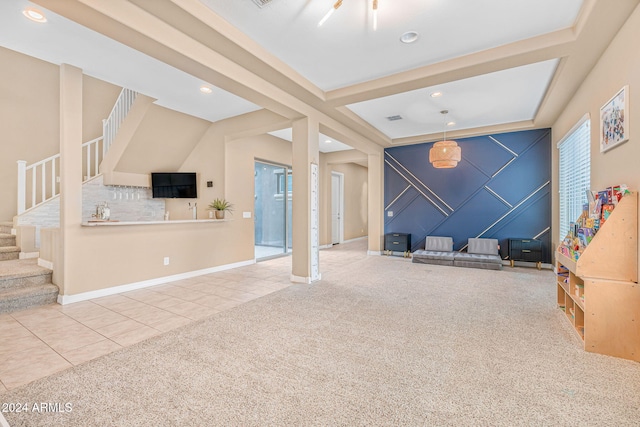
[600,85,629,152]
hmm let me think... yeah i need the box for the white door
[331,172,344,244]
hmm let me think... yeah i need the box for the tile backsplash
[83,176,165,222]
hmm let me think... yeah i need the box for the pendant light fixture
[429,110,461,169]
[318,0,380,30]
[373,0,379,31]
[318,0,343,27]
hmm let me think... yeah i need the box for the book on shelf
[558,185,632,261]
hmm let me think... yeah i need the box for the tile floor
[0,253,304,391]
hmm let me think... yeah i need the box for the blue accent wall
[384,128,552,263]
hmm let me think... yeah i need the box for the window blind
[558,116,591,240]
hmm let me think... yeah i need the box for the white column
[291,117,321,283]
[367,152,384,255]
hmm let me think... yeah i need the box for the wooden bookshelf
[556,192,640,361]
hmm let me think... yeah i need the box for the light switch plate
[243,212,252,218]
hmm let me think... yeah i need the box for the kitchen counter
[81,219,231,226]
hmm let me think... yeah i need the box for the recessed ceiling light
[200,86,212,94]
[325,139,332,144]
[23,7,47,23]
[447,121,456,126]
[430,91,443,98]
[400,31,419,44]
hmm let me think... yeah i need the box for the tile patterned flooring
[0,253,304,391]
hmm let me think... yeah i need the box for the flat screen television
[151,172,197,199]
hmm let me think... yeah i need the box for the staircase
[2,88,138,314]
[0,222,58,314]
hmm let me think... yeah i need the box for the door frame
[254,159,292,261]
[331,171,344,245]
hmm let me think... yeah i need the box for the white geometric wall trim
[384,128,552,262]
[385,185,411,211]
[475,181,550,238]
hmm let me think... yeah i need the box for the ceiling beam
[35,0,390,151]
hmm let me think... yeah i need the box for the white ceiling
[0,0,261,123]
[347,59,559,139]
[269,129,353,153]
[198,0,581,141]
[200,0,581,91]
[0,0,602,153]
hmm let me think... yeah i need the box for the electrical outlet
[163,257,170,266]
[243,211,252,218]
[387,211,393,217]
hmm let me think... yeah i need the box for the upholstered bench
[453,238,503,270]
[412,237,503,270]
[412,236,455,266]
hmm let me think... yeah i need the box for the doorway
[331,172,344,245]
[254,160,293,260]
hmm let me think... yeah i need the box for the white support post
[52,160,57,197]
[86,141,91,180]
[94,140,99,177]
[17,160,26,214]
[102,118,108,155]
[41,162,47,203]
[31,167,36,209]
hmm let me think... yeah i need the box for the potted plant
[208,198,233,219]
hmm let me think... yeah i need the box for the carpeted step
[0,259,53,290]
[0,221,13,234]
[0,246,21,261]
[0,233,17,247]
[0,284,59,314]
[0,259,57,314]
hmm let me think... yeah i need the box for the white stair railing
[17,137,104,214]
[103,88,137,155]
[16,88,138,214]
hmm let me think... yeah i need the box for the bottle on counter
[103,202,111,220]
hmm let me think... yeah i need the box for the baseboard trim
[343,236,367,244]
[57,259,256,305]
[18,252,40,259]
[19,251,39,259]
[319,244,332,250]
[38,258,54,270]
[290,273,322,284]
[367,250,383,256]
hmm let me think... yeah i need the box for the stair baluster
[16,87,138,214]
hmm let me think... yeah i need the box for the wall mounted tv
[151,172,197,199]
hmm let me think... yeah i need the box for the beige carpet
[2,243,639,426]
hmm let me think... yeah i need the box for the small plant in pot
[208,198,233,219]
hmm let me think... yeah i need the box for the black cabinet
[508,238,543,269]
[384,233,411,257]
